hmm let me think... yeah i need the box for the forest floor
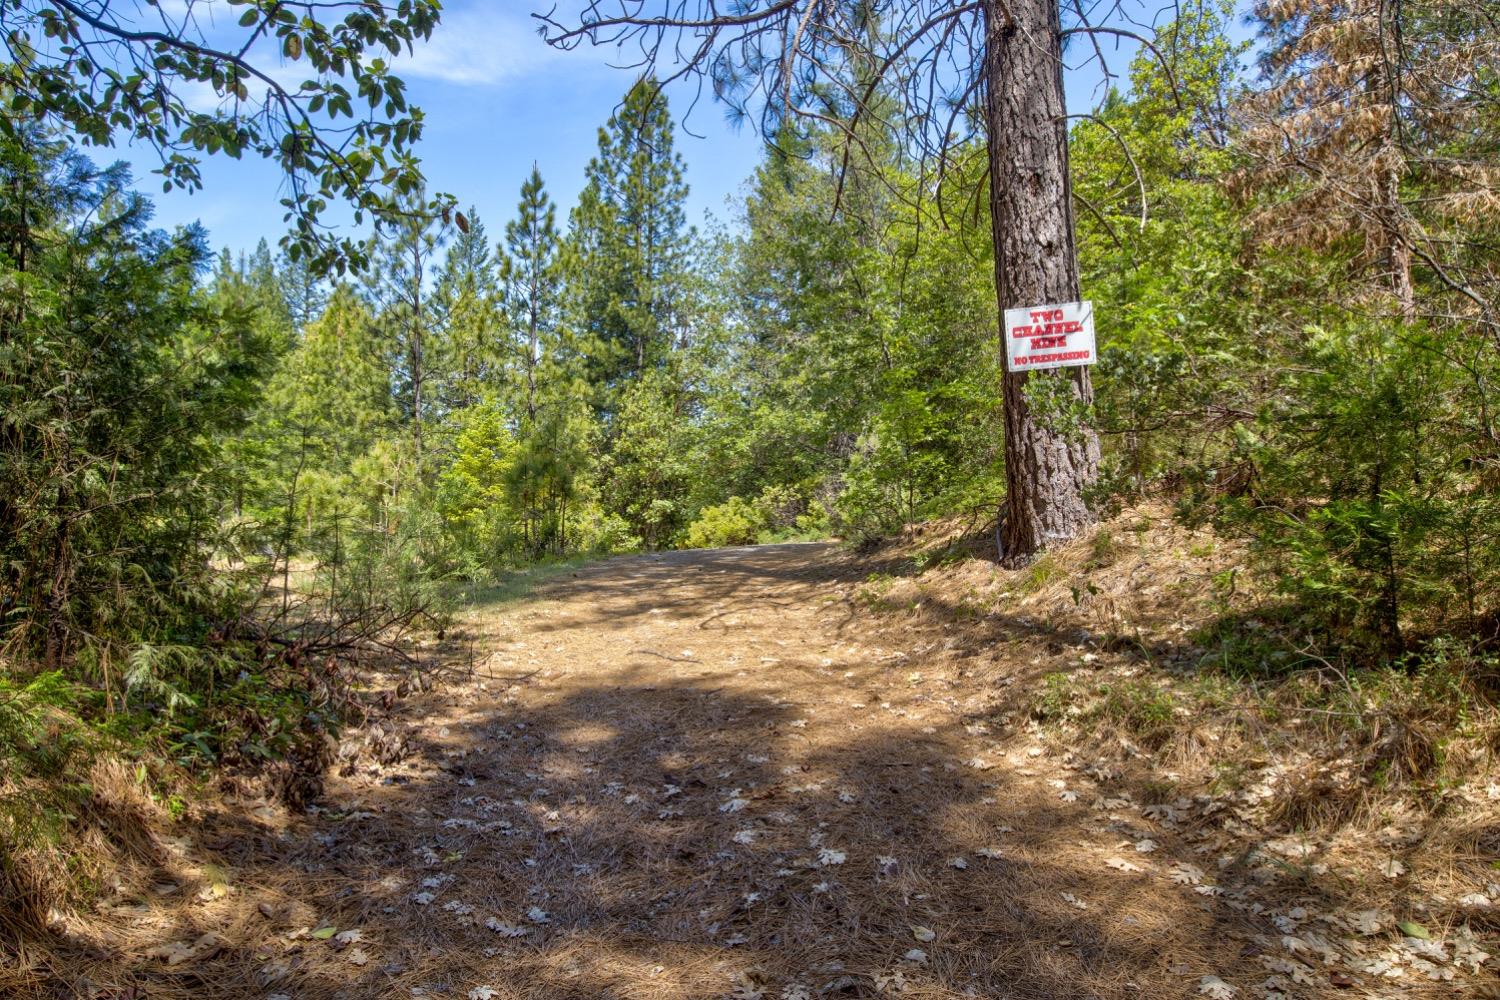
[19,536,1500,999]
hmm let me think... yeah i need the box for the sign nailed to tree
[1004,301,1097,371]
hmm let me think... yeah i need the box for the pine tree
[278,245,329,333]
[270,286,394,473]
[1242,0,1500,319]
[365,195,447,465]
[208,242,295,355]
[433,206,501,412]
[501,167,563,426]
[566,79,693,406]
[0,129,272,666]
[500,167,594,556]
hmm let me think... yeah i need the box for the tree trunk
[1369,55,1415,321]
[984,0,1101,567]
[1378,136,1415,321]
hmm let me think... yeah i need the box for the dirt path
[43,544,1477,999]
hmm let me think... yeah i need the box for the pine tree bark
[1377,122,1416,322]
[985,0,1101,567]
[1378,142,1415,320]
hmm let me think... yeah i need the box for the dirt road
[44,543,1466,999]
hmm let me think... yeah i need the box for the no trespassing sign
[1004,300,1096,372]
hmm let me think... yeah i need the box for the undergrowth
[865,506,1500,829]
[1029,598,1500,827]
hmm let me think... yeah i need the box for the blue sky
[111,2,1228,259]
[117,3,765,255]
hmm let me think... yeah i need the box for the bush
[0,672,95,837]
[573,506,641,554]
[1197,320,1500,657]
[685,496,766,548]
[793,499,832,538]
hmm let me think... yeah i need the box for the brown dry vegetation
[5,512,1499,998]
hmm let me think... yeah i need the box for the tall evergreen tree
[566,79,692,407]
[0,129,271,666]
[433,206,500,412]
[278,246,329,333]
[499,167,594,556]
[268,286,394,475]
[501,167,562,426]
[364,195,447,465]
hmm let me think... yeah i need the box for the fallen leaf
[1397,919,1430,940]
[144,932,219,967]
[1198,975,1236,999]
[486,917,526,937]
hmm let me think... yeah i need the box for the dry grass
[5,527,1498,998]
[2,759,167,945]
[849,505,1500,989]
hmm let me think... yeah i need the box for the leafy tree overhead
[0,0,447,273]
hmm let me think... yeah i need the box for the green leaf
[1397,920,1430,940]
[310,925,337,939]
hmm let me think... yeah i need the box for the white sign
[1004,300,1096,371]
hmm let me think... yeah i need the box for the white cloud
[396,4,569,86]
[152,2,581,91]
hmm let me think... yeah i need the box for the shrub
[1199,321,1500,658]
[573,507,641,554]
[685,496,766,548]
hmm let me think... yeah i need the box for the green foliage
[437,400,518,564]
[0,128,431,840]
[0,671,95,846]
[1064,1,1500,659]
[1202,319,1500,654]
[685,497,765,549]
[1073,2,1254,492]
[434,205,501,413]
[0,0,447,273]
[598,368,697,549]
[0,129,271,671]
[566,78,692,406]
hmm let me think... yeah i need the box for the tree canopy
[0,0,447,272]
